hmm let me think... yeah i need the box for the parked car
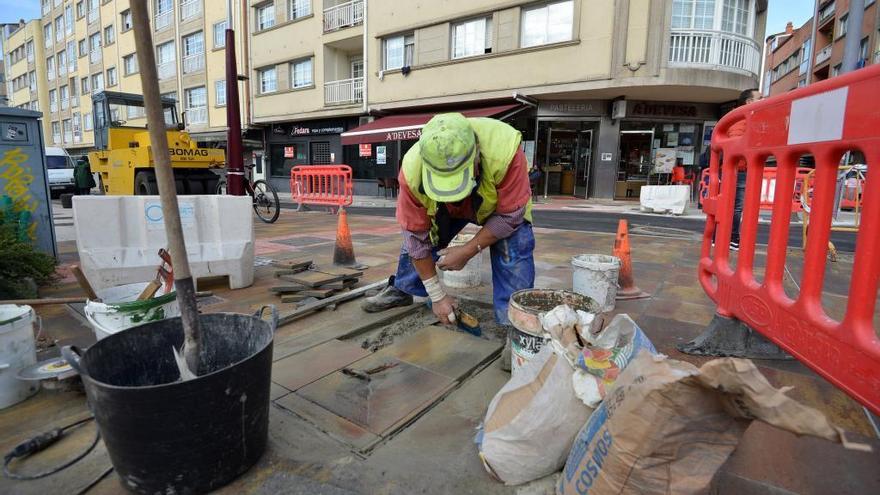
[45,147,75,198]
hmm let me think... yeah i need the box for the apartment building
[2,0,251,157]
[764,0,880,96]
[252,0,767,199]
[2,21,50,138]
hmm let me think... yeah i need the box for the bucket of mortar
[571,254,620,312]
[0,305,39,409]
[507,289,599,377]
[85,282,179,340]
[61,306,277,494]
[440,233,483,288]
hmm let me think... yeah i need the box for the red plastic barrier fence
[759,167,813,212]
[701,64,880,415]
[290,165,353,208]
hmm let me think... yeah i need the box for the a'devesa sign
[169,148,209,157]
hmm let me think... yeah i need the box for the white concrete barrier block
[639,185,691,215]
[73,195,255,290]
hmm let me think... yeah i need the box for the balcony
[158,61,176,80]
[668,29,761,76]
[155,11,172,31]
[323,0,364,33]
[186,106,207,125]
[182,54,204,74]
[89,50,101,64]
[87,9,98,25]
[324,77,363,105]
[815,45,832,66]
[818,2,836,26]
[180,0,202,21]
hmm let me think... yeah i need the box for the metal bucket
[507,289,598,377]
[62,307,276,494]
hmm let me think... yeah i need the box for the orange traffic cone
[612,219,650,300]
[333,208,359,267]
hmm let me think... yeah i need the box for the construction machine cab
[91,91,181,150]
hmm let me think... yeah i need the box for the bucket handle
[253,305,279,333]
[61,345,85,375]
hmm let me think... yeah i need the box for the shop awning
[340,103,522,145]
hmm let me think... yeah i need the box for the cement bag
[558,352,870,495]
[571,314,656,408]
[478,344,593,485]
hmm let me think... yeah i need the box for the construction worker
[363,113,535,336]
[74,156,96,195]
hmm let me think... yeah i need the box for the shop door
[616,130,654,200]
[574,129,593,199]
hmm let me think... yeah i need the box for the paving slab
[275,394,381,452]
[273,339,372,391]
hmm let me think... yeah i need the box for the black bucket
[62,307,276,494]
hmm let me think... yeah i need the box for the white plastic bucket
[571,254,621,312]
[0,305,39,409]
[440,233,483,288]
[85,283,180,340]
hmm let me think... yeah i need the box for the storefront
[340,103,530,197]
[262,118,361,193]
[533,99,722,200]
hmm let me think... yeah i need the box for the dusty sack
[477,344,593,485]
[558,352,867,495]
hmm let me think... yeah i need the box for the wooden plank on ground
[271,259,313,271]
[283,270,351,288]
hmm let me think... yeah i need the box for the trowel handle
[254,305,279,333]
[61,346,85,375]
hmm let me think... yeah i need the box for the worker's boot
[362,277,413,313]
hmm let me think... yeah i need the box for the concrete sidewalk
[1,208,877,495]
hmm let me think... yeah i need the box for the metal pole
[130,0,201,373]
[805,0,820,81]
[225,0,245,195]
[841,0,866,73]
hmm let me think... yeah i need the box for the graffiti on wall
[0,147,38,241]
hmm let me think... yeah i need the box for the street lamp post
[225,0,245,196]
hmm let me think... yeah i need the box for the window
[383,33,414,70]
[106,67,118,86]
[351,57,363,79]
[43,0,50,15]
[127,104,145,119]
[256,4,275,30]
[44,24,52,46]
[838,13,848,38]
[121,10,132,31]
[51,122,60,143]
[57,51,67,75]
[290,58,313,88]
[84,112,93,130]
[76,1,84,18]
[87,0,98,23]
[258,66,277,93]
[672,0,715,30]
[184,86,207,124]
[29,71,36,92]
[180,0,202,20]
[799,38,811,75]
[521,0,574,48]
[832,63,842,77]
[452,17,492,59]
[215,80,226,106]
[49,89,57,112]
[859,36,869,65]
[157,41,176,79]
[81,76,90,93]
[92,72,104,92]
[73,113,82,141]
[79,39,87,57]
[289,0,310,20]
[60,85,69,110]
[721,0,750,36]
[155,0,173,30]
[65,5,74,35]
[104,25,115,45]
[213,21,227,48]
[123,54,138,75]
[47,56,55,80]
[67,41,77,71]
[26,41,34,62]
[89,33,102,63]
[55,16,64,42]
[182,31,204,73]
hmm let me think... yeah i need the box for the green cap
[418,113,477,202]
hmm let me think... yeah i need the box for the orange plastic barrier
[759,167,813,212]
[700,64,880,415]
[290,165,353,208]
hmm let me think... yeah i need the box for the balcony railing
[87,9,98,24]
[818,2,836,24]
[668,29,760,76]
[815,45,832,66]
[180,0,202,21]
[158,61,176,80]
[89,50,101,64]
[182,54,204,74]
[185,106,207,125]
[155,11,172,31]
[323,0,364,32]
[324,77,363,105]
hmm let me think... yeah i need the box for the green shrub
[0,203,57,299]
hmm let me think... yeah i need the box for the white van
[45,146,75,197]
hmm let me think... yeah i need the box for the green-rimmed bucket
[84,282,179,340]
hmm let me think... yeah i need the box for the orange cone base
[616,287,650,300]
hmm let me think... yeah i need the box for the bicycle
[216,165,280,223]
